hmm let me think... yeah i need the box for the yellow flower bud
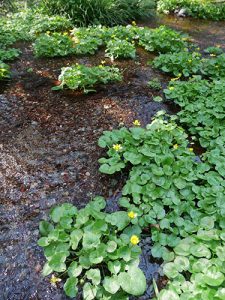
[173,144,178,149]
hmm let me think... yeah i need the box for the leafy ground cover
[52,64,122,93]
[1,7,225,300]
[31,16,225,299]
[32,24,191,59]
[157,0,225,21]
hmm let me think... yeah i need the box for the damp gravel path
[0,16,224,300]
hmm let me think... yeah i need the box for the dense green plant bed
[0,48,21,61]
[152,51,225,78]
[33,32,74,57]
[0,11,73,48]
[105,38,136,60]
[33,25,191,59]
[52,64,122,93]
[157,0,225,21]
[138,25,189,54]
[164,77,225,147]
[98,113,225,299]
[0,62,10,80]
[38,197,146,299]
[39,0,155,26]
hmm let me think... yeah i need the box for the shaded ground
[0,16,224,300]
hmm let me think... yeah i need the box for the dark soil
[0,16,224,300]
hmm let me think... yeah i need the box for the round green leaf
[158,290,180,300]
[107,241,117,253]
[163,262,179,279]
[83,283,97,300]
[64,277,78,298]
[103,276,120,294]
[86,269,101,285]
[68,261,82,277]
[204,266,225,286]
[118,266,146,296]
[174,256,190,272]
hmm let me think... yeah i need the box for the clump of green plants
[38,197,146,299]
[52,64,122,93]
[33,32,74,57]
[201,53,225,79]
[105,38,136,60]
[39,0,155,26]
[31,15,73,34]
[148,78,161,90]
[155,234,225,299]
[98,113,225,299]
[0,48,21,61]
[152,51,202,77]
[139,25,189,54]
[204,46,224,56]
[157,0,225,21]
[0,62,10,80]
[1,11,73,46]
[152,51,225,79]
[164,77,225,147]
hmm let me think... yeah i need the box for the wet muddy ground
[0,16,225,300]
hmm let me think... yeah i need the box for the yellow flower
[173,144,178,149]
[50,275,61,287]
[189,148,194,152]
[113,144,122,151]
[101,60,106,65]
[171,73,182,81]
[130,235,140,245]
[63,32,68,35]
[128,211,137,219]
[46,31,50,35]
[196,47,200,51]
[169,86,174,91]
[132,21,137,26]
[216,44,221,48]
[133,120,141,126]
[210,54,216,57]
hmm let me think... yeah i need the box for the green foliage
[164,77,225,147]
[204,46,224,56]
[30,15,72,34]
[156,234,225,299]
[153,51,225,78]
[0,11,72,47]
[33,32,74,57]
[201,53,225,79]
[0,48,21,61]
[157,0,225,21]
[152,51,202,77]
[148,78,162,90]
[38,197,146,299]
[39,0,155,26]
[32,24,190,59]
[105,38,136,60]
[0,62,10,80]
[139,25,189,54]
[52,64,122,93]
